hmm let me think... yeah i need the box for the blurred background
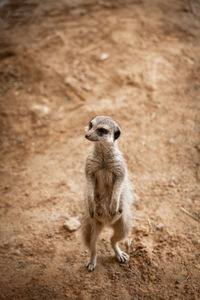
[0,0,200,299]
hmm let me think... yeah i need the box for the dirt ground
[0,0,200,299]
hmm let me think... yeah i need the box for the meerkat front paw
[95,207,103,217]
[109,201,119,217]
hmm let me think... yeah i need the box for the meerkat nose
[85,134,89,139]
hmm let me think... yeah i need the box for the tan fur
[82,116,133,271]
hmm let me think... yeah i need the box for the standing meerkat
[82,115,133,272]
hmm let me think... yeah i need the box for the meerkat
[82,115,133,272]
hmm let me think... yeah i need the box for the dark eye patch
[89,122,93,130]
[97,128,108,134]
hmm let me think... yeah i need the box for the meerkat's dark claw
[87,263,96,272]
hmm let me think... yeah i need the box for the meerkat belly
[94,169,114,217]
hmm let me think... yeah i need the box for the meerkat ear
[114,127,121,140]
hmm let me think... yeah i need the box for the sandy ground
[0,0,200,299]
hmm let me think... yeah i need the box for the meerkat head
[85,116,121,143]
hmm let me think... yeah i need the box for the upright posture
[82,116,133,272]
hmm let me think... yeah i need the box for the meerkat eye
[89,122,93,130]
[97,128,108,134]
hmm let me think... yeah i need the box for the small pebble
[14,249,21,256]
[175,280,180,284]
[168,138,175,144]
[156,223,164,230]
[100,53,109,60]
[63,217,81,232]
[83,85,92,91]
[31,104,50,116]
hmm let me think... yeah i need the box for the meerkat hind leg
[111,217,130,263]
[86,220,103,272]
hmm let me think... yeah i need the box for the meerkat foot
[87,262,96,272]
[116,251,129,263]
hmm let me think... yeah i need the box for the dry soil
[0,0,200,299]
